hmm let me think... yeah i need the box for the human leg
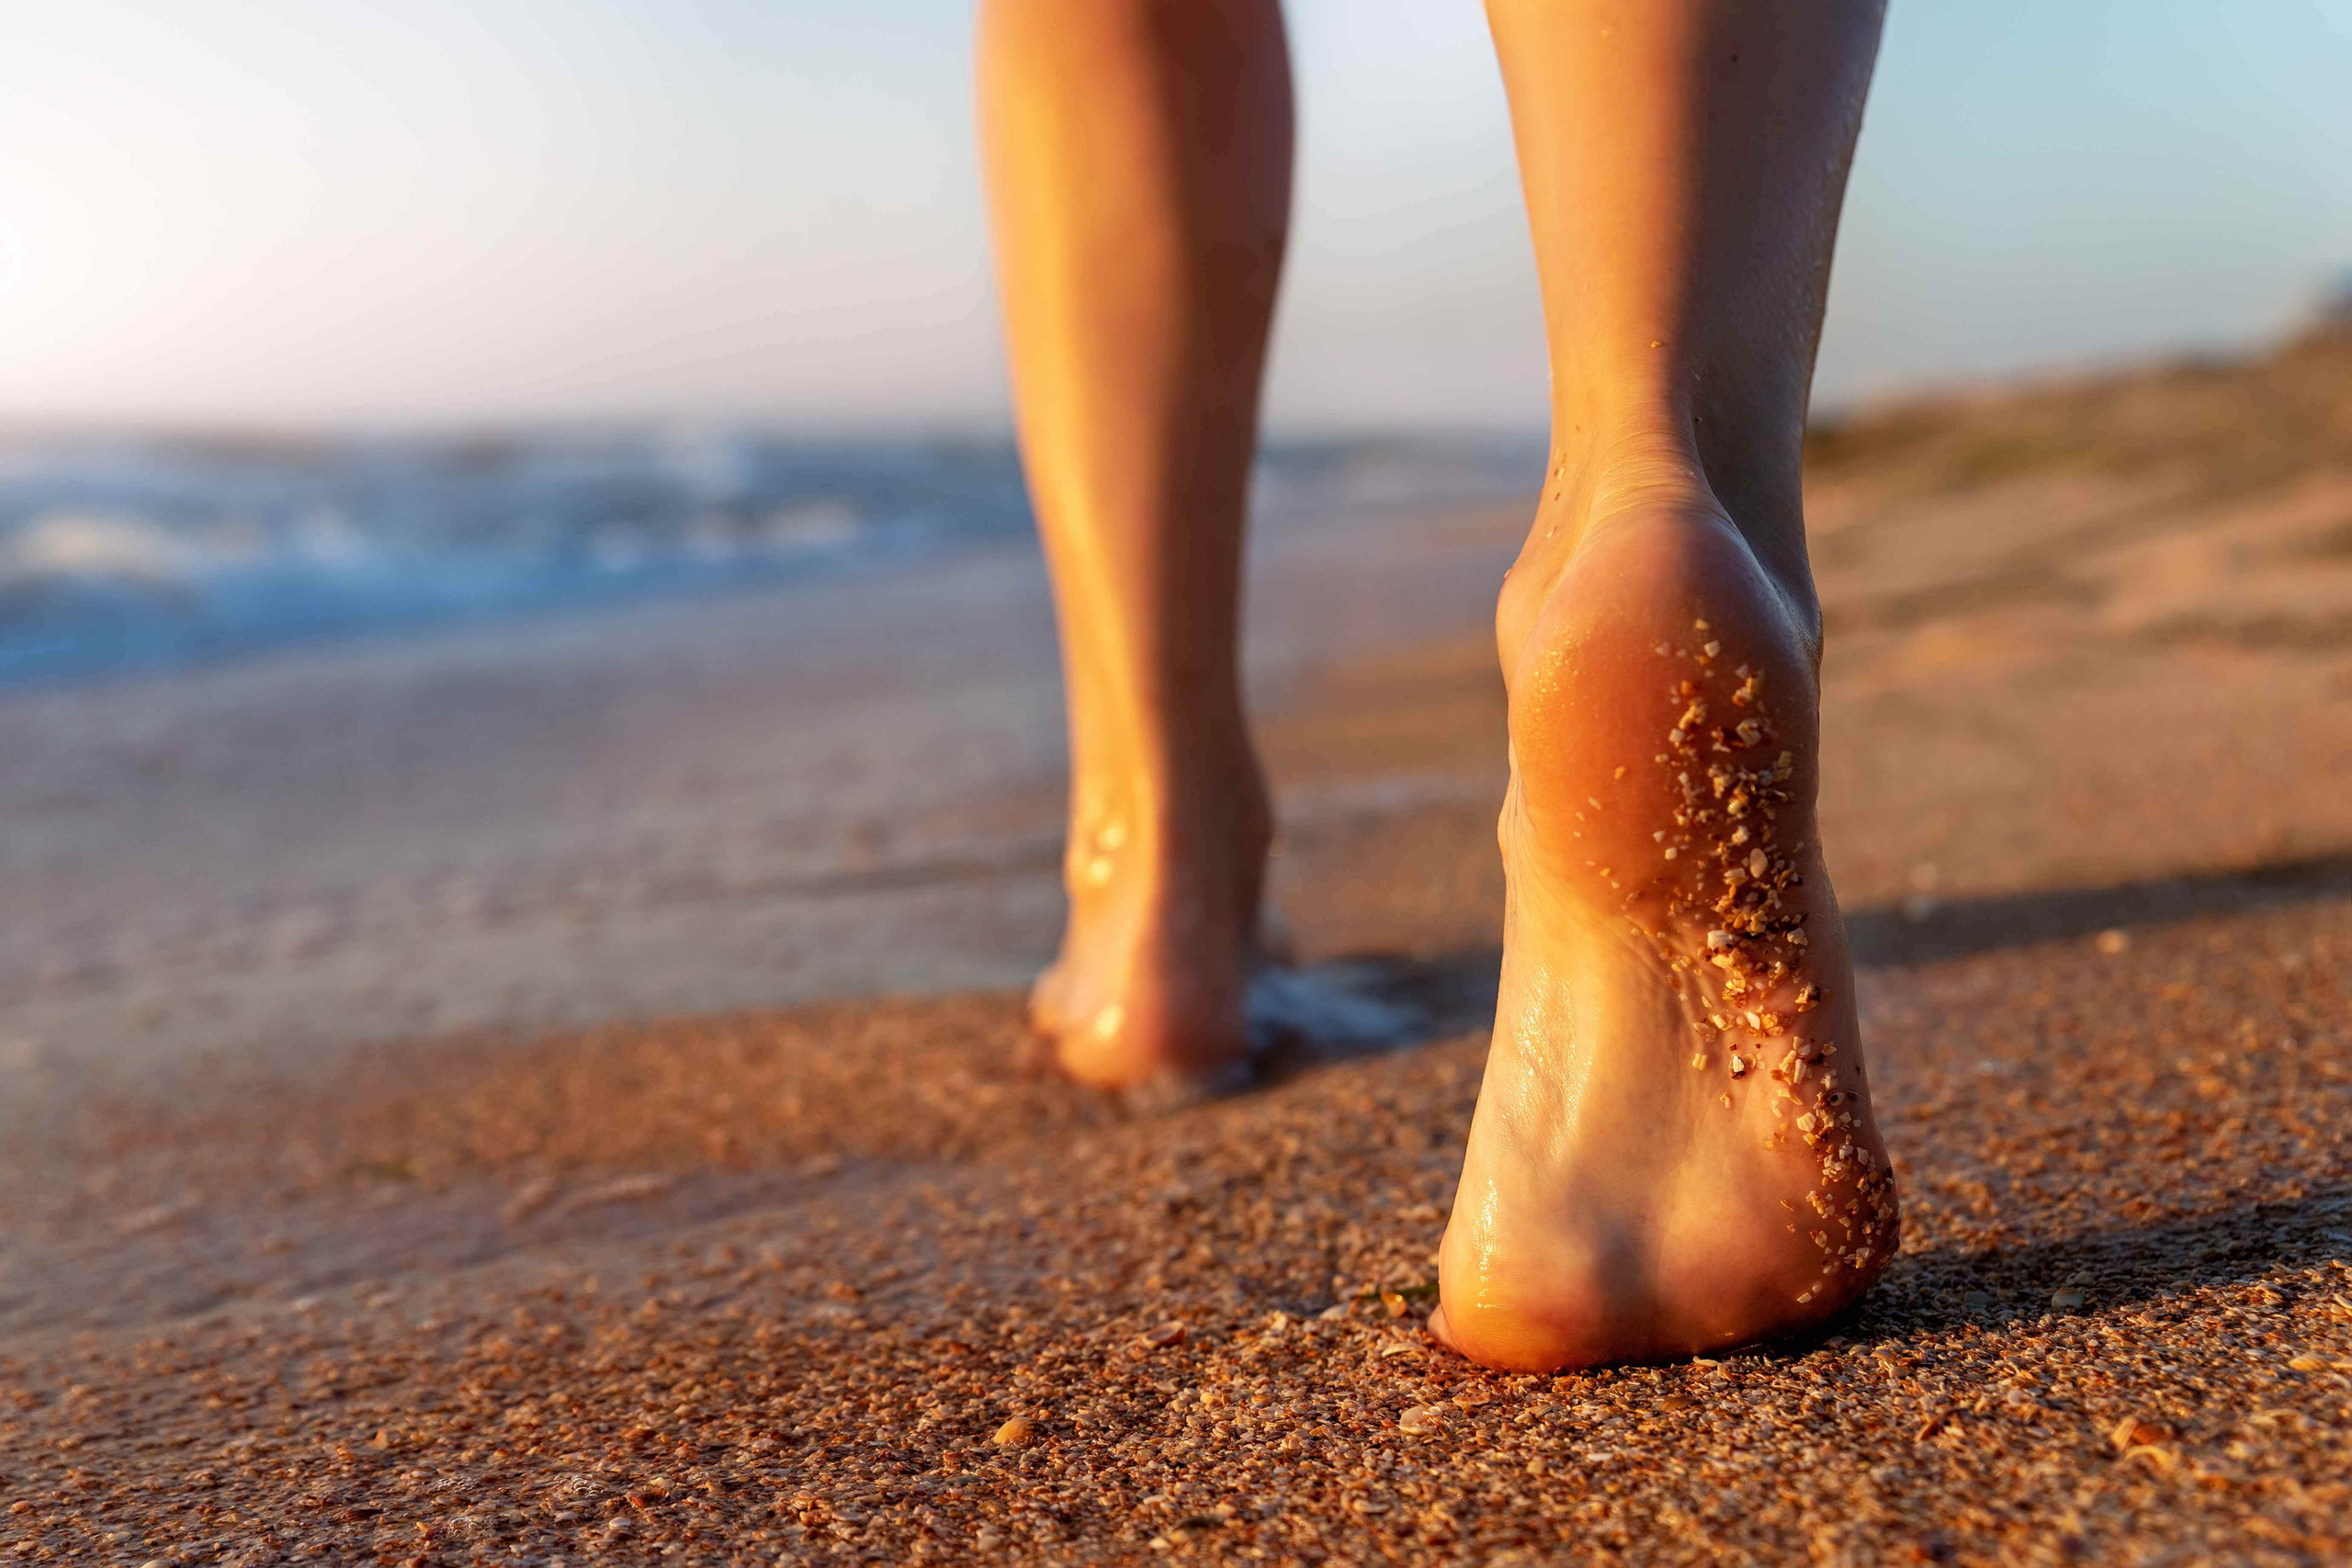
[1433,0,1897,1370]
[978,0,1292,1090]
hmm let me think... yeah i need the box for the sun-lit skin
[1431,507,1898,1369]
[981,0,1896,1365]
[1420,0,1899,1370]
[979,0,1290,1091]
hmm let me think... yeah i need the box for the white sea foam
[1247,962,1425,1056]
[0,512,198,592]
[0,431,1535,683]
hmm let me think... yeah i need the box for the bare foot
[1430,487,1898,1371]
[1027,762,1272,1098]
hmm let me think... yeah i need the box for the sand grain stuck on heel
[1648,625,1899,1302]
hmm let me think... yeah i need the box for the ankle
[1064,749,1271,897]
[1549,375,1807,520]
[1520,415,1819,650]
[1549,414,1713,524]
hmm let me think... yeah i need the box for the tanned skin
[979,0,1895,1369]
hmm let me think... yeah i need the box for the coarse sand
[5,335,2352,1563]
[4,889,2350,1565]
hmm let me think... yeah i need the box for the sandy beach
[5,336,2352,1563]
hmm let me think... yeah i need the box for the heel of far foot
[1027,784,1271,1100]
[1433,497,1899,1371]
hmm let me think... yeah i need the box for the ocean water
[0,428,1540,687]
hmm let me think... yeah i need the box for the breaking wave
[0,428,1538,685]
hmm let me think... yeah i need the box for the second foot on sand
[1028,769,1271,1100]
[1431,495,1899,1371]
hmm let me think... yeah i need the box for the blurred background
[2,0,2349,1083]
[5,0,2348,679]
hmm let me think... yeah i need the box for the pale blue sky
[2,0,2346,430]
